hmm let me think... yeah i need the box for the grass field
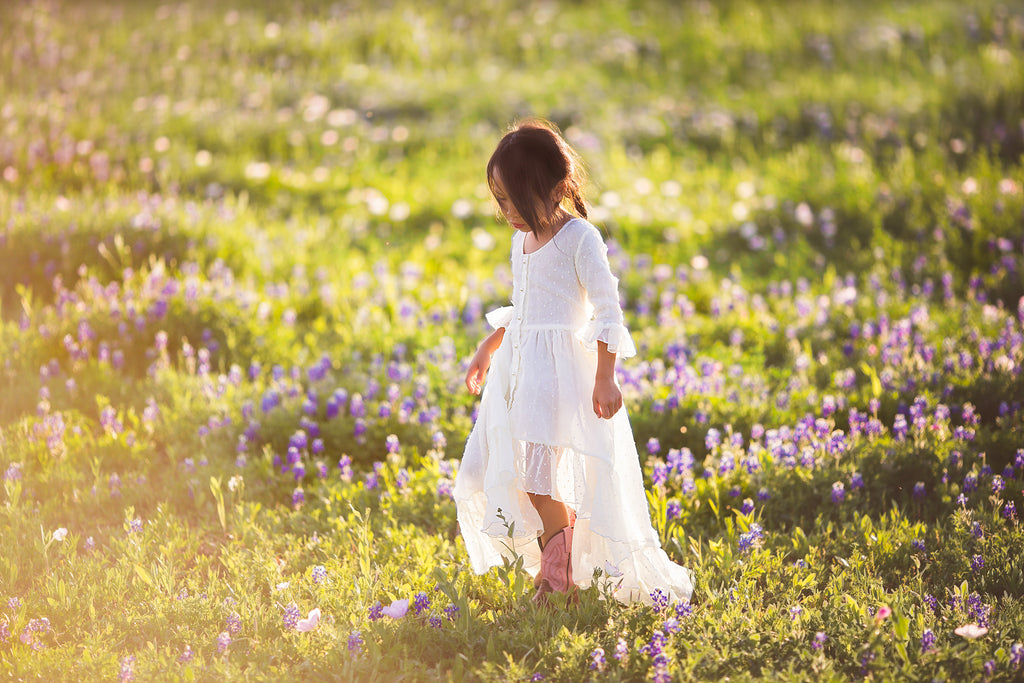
[1,0,1023,680]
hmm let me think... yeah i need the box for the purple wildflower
[589,647,606,671]
[312,565,327,584]
[921,628,936,653]
[347,631,363,658]
[831,481,845,504]
[217,631,231,653]
[119,655,136,682]
[971,554,985,573]
[368,601,383,621]
[649,589,668,613]
[614,637,629,661]
[413,591,430,615]
[1009,643,1023,669]
[812,631,827,650]
[283,602,301,630]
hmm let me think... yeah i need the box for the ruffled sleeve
[485,305,515,330]
[573,226,637,359]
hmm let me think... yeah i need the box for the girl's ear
[550,179,567,207]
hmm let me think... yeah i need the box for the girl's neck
[533,208,574,240]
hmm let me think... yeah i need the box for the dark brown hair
[486,118,588,236]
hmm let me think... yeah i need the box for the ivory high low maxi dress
[454,217,693,605]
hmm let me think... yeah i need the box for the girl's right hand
[465,348,491,395]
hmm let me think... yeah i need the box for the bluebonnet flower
[984,660,996,677]
[614,637,629,661]
[217,631,231,653]
[911,539,926,554]
[338,454,353,481]
[663,617,681,634]
[283,602,301,630]
[972,522,984,539]
[1009,643,1023,669]
[650,589,668,613]
[348,631,363,658]
[923,594,939,613]
[312,565,327,584]
[428,615,443,628]
[850,472,864,490]
[893,414,908,440]
[971,554,985,573]
[812,632,827,650]
[292,487,305,508]
[647,438,661,455]
[589,647,606,671]
[705,428,721,450]
[1004,501,1017,520]
[738,524,764,553]
[740,498,754,515]
[3,463,22,481]
[652,462,668,487]
[666,500,682,520]
[443,603,459,621]
[920,628,936,653]
[913,482,926,499]
[128,518,143,534]
[179,644,193,663]
[641,630,666,657]
[368,601,383,621]
[831,481,845,504]
[789,606,802,620]
[675,602,693,618]
[413,591,430,615]
[992,475,1005,494]
[225,611,241,635]
[386,434,400,454]
[119,655,136,682]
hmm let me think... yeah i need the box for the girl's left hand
[592,377,622,419]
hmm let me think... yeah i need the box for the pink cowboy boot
[534,509,576,589]
[533,525,575,604]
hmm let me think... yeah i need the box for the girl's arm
[465,327,505,395]
[592,341,623,418]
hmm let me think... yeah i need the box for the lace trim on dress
[485,305,515,330]
[576,321,638,359]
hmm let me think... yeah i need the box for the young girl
[453,119,693,606]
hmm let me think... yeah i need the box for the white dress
[454,217,693,605]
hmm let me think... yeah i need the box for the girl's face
[490,168,531,233]
[491,168,559,234]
